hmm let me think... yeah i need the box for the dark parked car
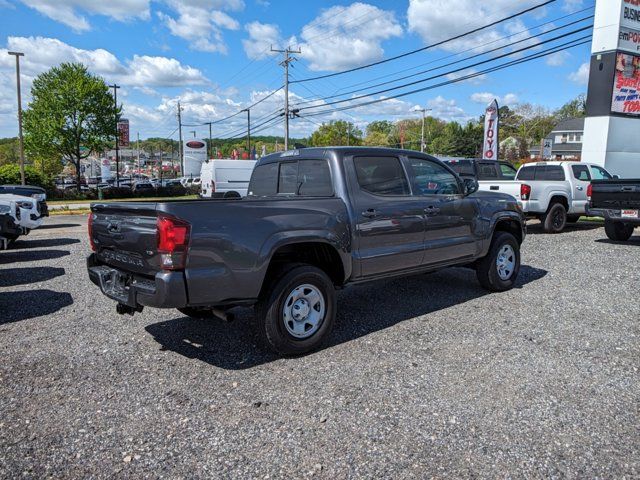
[587,178,640,241]
[87,147,526,355]
[0,184,49,216]
[442,158,518,180]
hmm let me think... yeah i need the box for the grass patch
[50,207,90,215]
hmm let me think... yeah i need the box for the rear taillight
[520,183,531,201]
[211,180,215,193]
[587,183,592,201]
[157,215,190,270]
[88,213,96,251]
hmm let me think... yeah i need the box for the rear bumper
[87,254,188,308]
[586,205,640,225]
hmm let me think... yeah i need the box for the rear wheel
[476,232,520,292]
[604,220,634,241]
[256,264,336,356]
[541,203,567,233]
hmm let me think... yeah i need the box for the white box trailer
[200,159,257,198]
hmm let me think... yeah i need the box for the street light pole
[271,46,300,150]
[242,108,251,155]
[109,84,120,186]
[413,107,432,153]
[8,51,25,185]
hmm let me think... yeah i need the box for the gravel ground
[1,215,639,478]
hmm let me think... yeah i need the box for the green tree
[23,62,118,189]
[310,120,362,147]
[0,164,52,189]
[366,120,394,137]
[0,138,19,166]
[555,94,586,120]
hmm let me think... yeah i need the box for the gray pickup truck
[87,147,526,355]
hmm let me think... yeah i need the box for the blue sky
[0,0,593,141]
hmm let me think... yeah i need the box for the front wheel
[256,265,336,356]
[604,220,634,241]
[475,232,521,292]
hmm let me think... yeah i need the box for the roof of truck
[258,147,438,165]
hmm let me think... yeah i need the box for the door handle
[362,209,380,218]
[576,186,583,191]
[490,185,499,191]
[424,205,441,216]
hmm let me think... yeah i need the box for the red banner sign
[117,119,130,147]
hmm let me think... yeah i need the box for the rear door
[570,164,591,212]
[403,156,479,264]
[349,155,426,277]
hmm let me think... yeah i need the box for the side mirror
[613,174,620,179]
[463,177,479,195]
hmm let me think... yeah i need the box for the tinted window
[278,162,298,194]
[297,160,333,196]
[571,164,591,181]
[537,165,565,181]
[354,156,410,196]
[405,158,461,195]
[591,166,612,180]
[517,166,535,181]
[248,162,278,196]
[445,160,475,177]
[476,162,499,179]
[500,163,517,179]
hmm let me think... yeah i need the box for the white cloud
[470,92,519,106]
[568,62,589,85]
[296,2,402,72]
[242,22,291,60]
[17,0,150,32]
[563,0,583,12]
[0,37,208,90]
[408,0,543,54]
[427,96,471,122]
[159,0,243,53]
[546,51,570,67]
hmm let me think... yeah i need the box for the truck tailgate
[91,202,160,276]
[591,180,640,210]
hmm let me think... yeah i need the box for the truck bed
[590,179,640,210]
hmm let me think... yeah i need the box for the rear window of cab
[248,159,333,197]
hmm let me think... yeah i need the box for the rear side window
[297,160,333,196]
[477,162,499,180]
[571,164,591,181]
[591,166,612,180]
[248,163,279,196]
[500,163,517,179]
[278,162,298,194]
[517,166,535,181]
[446,160,475,177]
[354,156,410,196]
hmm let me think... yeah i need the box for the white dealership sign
[482,99,499,160]
[183,138,207,176]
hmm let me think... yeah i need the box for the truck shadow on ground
[595,236,640,246]
[0,266,65,287]
[145,265,547,370]
[10,238,80,249]
[525,220,603,235]
[0,249,70,264]
[0,289,73,325]
[37,223,81,229]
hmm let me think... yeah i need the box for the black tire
[604,220,634,241]
[475,231,521,292]
[566,214,580,223]
[177,307,222,320]
[541,202,567,233]
[255,264,336,356]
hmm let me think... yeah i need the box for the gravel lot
[1,215,639,478]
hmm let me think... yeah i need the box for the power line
[298,36,590,118]
[292,13,594,107]
[291,0,556,84]
[297,26,592,113]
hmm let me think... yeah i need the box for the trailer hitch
[116,303,144,316]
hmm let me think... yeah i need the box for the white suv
[514,161,613,233]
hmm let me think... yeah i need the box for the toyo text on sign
[482,99,500,160]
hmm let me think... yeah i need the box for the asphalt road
[1,215,639,478]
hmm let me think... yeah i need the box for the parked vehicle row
[199,159,256,198]
[0,184,48,248]
[87,147,525,356]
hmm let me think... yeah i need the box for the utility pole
[177,101,183,176]
[413,107,432,153]
[8,52,25,185]
[136,131,140,173]
[271,45,300,150]
[242,108,251,155]
[109,84,120,186]
[204,122,213,159]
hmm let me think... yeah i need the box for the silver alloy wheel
[496,244,516,281]
[282,283,326,339]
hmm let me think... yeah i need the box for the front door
[403,156,480,265]
[349,155,426,277]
